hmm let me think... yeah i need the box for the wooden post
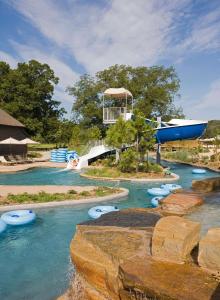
[156,143,161,165]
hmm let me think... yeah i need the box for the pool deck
[0,186,129,211]
[0,161,66,173]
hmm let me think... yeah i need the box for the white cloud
[9,0,191,73]
[185,79,220,120]
[173,8,220,56]
[0,50,18,67]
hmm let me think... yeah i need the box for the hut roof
[0,109,25,127]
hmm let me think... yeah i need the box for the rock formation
[159,192,203,215]
[60,208,220,300]
[192,177,220,193]
[199,228,220,276]
[152,216,201,264]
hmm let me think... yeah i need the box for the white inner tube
[148,188,170,197]
[192,169,206,174]
[161,184,182,191]
[1,210,36,226]
[88,206,119,219]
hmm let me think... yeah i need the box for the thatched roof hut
[0,109,28,157]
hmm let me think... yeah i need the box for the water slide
[69,119,208,170]
[74,145,113,170]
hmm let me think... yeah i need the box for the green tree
[87,126,102,142]
[132,110,156,171]
[0,60,65,142]
[68,64,182,128]
[105,117,136,162]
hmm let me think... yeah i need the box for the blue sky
[0,0,220,120]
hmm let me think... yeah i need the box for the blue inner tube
[192,169,206,174]
[0,219,7,233]
[147,188,170,196]
[1,210,36,226]
[161,184,182,191]
[88,206,119,219]
[151,196,164,207]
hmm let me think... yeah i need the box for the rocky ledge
[60,207,220,300]
[192,177,220,193]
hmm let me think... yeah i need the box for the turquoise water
[0,163,219,300]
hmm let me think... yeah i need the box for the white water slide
[74,144,114,170]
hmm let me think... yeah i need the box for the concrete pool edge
[0,188,129,211]
[80,172,179,182]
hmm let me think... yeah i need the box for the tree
[67,64,182,128]
[0,60,65,142]
[105,117,136,162]
[87,126,102,142]
[132,110,156,171]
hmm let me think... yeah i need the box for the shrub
[79,191,91,197]
[68,189,78,194]
[118,149,137,173]
[148,163,163,173]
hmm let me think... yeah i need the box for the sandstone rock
[120,256,220,300]
[152,216,201,264]
[70,226,153,300]
[199,228,220,275]
[192,177,220,193]
[160,192,203,215]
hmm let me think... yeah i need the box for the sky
[0,0,220,120]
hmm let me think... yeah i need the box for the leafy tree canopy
[68,64,183,128]
[0,60,66,142]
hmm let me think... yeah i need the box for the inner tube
[192,169,206,174]
[1,210,36,226]
[151,196,163,207]
[0,219,7,233]
[161,184,182,191]
[88,206,119,219]
[147,188,170,197]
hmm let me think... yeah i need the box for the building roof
[0,108,25,127]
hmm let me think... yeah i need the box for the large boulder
[160,192,203,215]
[119,256,220,300]
[152,216,201,264]
[192,177,220,193]
[69,209,160,300]
[199,228,220,275]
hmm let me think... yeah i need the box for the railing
[103,107,127,124]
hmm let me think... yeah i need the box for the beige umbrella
[20,138,39,144]
[0,137,21,144]
[0,137,22,157]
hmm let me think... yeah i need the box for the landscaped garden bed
[0,186,121,205]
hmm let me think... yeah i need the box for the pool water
[0,163,219,300]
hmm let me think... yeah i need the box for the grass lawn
[1,186,121,205]
[84,166,165,179]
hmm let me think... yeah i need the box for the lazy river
[0,162,219,300]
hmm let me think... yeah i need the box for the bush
[148,163,163,173]
[138,162,163,173]
[118,149,137,173]
[27,151,42,158]
[163,150,191,162]
[68,189,78,194]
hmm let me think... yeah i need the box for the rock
[160,192,203,215]
[192,177,220,193]
[152,216,201,264]
[119,256,220,300]
[70,210,159,300]
[199,228,220,275]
